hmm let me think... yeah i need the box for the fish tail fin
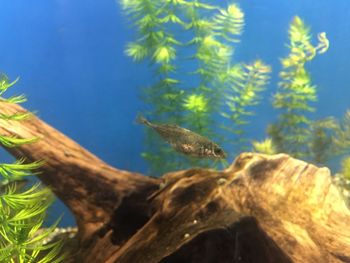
[135,113,151,126]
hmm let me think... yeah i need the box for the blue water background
[0,0,348,226]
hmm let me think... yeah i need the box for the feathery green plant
[341,157,350,180]
[307,118,338,164]
[121,2,350,206]
[183,94,209,133]
[0,74,65,262]
[223,60,271,153]
[332,110,350,189]
[122,0,187,174]
[185,3,245,148]
[331,111,350,205]
[252,138,276,155]
[268,16,329,159]
[187,3,244,112]
[333,110,350,155]
[333,157,350,206]
[121,0,271,174]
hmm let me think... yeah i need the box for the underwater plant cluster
[0,76,65,262]
[121,0,350,200]
[121,0,269,173]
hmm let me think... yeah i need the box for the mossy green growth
[0,74,65,263]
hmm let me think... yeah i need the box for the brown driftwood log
[0,101,350,263]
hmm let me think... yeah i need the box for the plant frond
[0,159,43,180]
[333,110,350,154]
[152,45,176,63]
[125,42,149,61]
[269,16,329,159]
[0,135,39,148]
[0,74,19,96]
[212,4,244,42]
[188,1,217,10]
[4,94,27,104]
[252,138,277,155]
[0,111,33,121]
[0,72,65,262]
[183,94,208,113]
[307,117,337,164]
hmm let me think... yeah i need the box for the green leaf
[183,94,208,113]
[0,135,39,148]
[0,111,33,121]
[0,159,43,180]
[0,75,19,96]
[125,42,149,61]
[213,4,244,42]
[153,45,176,63]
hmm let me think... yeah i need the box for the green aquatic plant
[183,94,208,113]
[183,93,210,134]
[188,3,244,105]
[123,2,338,174]
[121,2,350,205]
[341,156,350,180]
[331,110,350,200]
[333,157,350,206]
[268,16,329,159]
[252,138,277,155]
[121,0,187,174]
[331,111,350,205]
[185,3,246,160]
[223,60,271,152]
[333,110,350,155]
[0,74,65,262]
[307,117,338,165]
[121,0,253,174]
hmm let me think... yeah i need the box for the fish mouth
[213,153,227,159]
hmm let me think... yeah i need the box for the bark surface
[0,102,349,263]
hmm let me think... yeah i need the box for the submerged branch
[0,101,349,262]
[0,102,159,241]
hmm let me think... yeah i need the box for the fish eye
[214,148,223,155]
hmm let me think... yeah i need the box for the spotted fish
[137,115,226,159]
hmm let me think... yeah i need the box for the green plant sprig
[0,159,44,180]
[268,16,329,159]
[0,74,65,262]
[223,60,271,152]
[0,112,33,121]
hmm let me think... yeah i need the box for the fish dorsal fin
[163,124,193,133]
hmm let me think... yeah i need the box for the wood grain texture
[0,101,349,263]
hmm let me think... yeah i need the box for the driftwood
[0,101,350,263]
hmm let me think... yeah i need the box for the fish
[137,115,227,159]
